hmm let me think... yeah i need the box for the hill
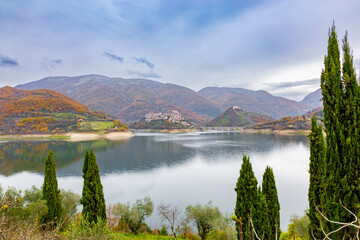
[198,87,310,119]
[131,110,194,129]
[16,75,221,124]
[300,88,322,109]
[206,106,273,127]
[248,107,324,131]
[0,86,128,134]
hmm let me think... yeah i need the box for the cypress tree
[308,116,325,239]
[318,23,360,239]
[320,23,344,238]
[80,149,106,224]
[42,150,62,227]
[253,187,271,240]
[235,155,258,240]
[262,166,281,240]
[340,32,359,238]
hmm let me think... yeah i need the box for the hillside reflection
[0,132,308,177]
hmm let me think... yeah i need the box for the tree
[185,202,222,240]
[41,150,62,227]
[286,213,310,240]
[318,23,360,239]
[113,196,154,234]
[158,203,182,239]
[253,188,271,240]
[80,149,106,224]
[307,115,325,239]
[235,155,258,240]
[262,166,281,239]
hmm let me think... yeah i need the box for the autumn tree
[41,151,63,228]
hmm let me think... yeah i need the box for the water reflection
[0,139,127,176]
[0,132,309,230]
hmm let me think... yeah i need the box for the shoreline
[0,131,134,142]
[242,128,310,135]
[131,128,199,134]
[0,128,309,141]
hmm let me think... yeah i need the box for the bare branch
[314,202,360,240]
[158,203,182,239]
[250,216,262,240]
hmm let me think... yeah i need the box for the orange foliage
[0,87,91,116]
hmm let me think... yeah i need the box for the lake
[0,131,310,230]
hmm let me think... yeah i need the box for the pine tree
[80,149,106,224]
[308,116,325,239]
[262,166,281,240]
[41,150,62,227]
[235,155,258,240]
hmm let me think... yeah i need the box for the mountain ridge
[16,74,320,122]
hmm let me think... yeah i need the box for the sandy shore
[0,131,134,141]
[66,131,134,141]
[103,131,134,140]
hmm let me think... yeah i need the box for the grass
[114,233,179,239]
[53,112,88,119]
[81,121,115,131]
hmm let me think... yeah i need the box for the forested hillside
[0,87,128,134]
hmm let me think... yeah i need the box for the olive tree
[185,202,222,240]
[113,196,153,234]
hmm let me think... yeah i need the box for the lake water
[0,131,310,230]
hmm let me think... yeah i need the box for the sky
[1,0,360,101]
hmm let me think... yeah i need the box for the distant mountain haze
[16,74,320,123]
[300,88,322,109]
[198,87,311,119]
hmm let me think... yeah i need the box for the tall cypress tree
[308,116,325,239]
[235,155,258,240]
[317,23,360,239]
[320,23,344,238]
[262,166,281,240]
[80,149,106,224]
[340,30,360,238]
[42,150,62,227]
[253,187,271,240]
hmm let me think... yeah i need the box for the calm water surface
[0,131,309,230]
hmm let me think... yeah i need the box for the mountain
[131,110,194,129]
[300,88,322,109]
[0,86,128,134]
[16,74,321,123]
[206,106,274,127]
[16,75,221,124]
[198,87,309,119]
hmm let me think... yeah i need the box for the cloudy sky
[1,0,360,100]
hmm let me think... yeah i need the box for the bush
[160,225,168,236]
[61,214,110,239]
